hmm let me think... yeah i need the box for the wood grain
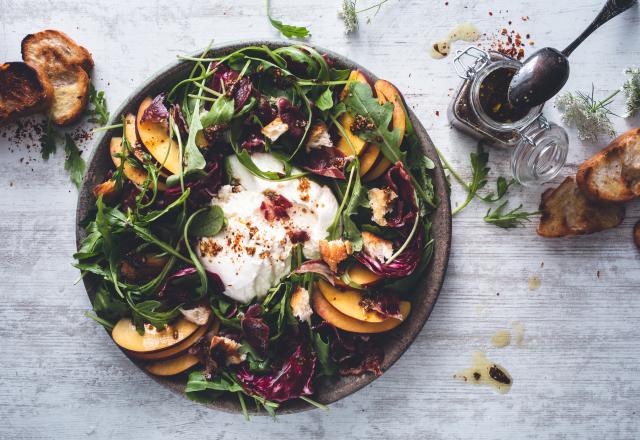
[0,0,639,438]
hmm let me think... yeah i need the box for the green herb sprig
[266,0,310,39]
[484,202,539,228]
[555,85,619,142]
[87,84,110,125]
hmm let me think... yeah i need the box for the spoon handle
[562,0,637,56]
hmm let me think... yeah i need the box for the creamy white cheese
[197,153,338,303]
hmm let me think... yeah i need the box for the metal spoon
[507,0,637,108]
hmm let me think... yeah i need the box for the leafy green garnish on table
[39,115,58,160]
[87,84,110,125]
[266,0,310,39]
[483,202,539,228]
[64,134,86,188]
[622,67,640,117]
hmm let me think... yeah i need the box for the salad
[75,43,437,416]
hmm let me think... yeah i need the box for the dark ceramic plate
[76,41,452,415]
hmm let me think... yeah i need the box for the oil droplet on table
[430,22,481,59]
[528,276,541,291]
[491,329,511,348]
[454,350,513,394]
[512,321,525,347]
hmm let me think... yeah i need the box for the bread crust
[21,30,94,125]
[0,62,53,123]
[576,128,640,203]
[537,176,625,238]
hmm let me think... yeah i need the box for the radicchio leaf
[240,130,266,152]
[293,260,336,286]
[260,191,293,221]
[169,103,189,136]
[208,63,253,110]
[157,160,222,208]
[236,345,317,403]
[359,292,403,320]
[276,97,306,140]
[355,221,425,278]
[301,146,347,179]
[157,267,199,305]
[384,161,418,228]
[141,93,169,124]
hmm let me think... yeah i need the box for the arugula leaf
[63,134,86,189]
[188,205,225,238]
[183,91,207,173]
[201,95,234,128]
[316,88,334,111]
[186,371,244,403]
[449,146,489,216]
[483,202,539,228]
[239,343,271,373]
[313,333,337,376]
[87,84,110,125]
[234,149,307,181]
[480,176,516,203]
[39,116,57,160]
[92,283,128,324]
[266,0,310,39]
[340,169,366,251]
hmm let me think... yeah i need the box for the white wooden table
[1,1,639,438]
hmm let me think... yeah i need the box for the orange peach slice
[145,353,200,376]
[136,96,182,175]
[112,317,199,353]
[337,70,370,157]
[110,137,166,190]
[348,264,382,286]
[125,321,211,361]
[317,279,386,323]
[359,145,380,176]
[363,156,392,182]
[312,287,410,333]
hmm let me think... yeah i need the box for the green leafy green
[92,283,128,324]
[316,88,334,111]
[266,0,310,39]
[188,205,225,238]
[183,84,207,173]
[87,84,110,125]
[313,333,337,376]
[39,116,57,160]
[63,134,86,189]
[201,95,234,128]
[484,202,539,228]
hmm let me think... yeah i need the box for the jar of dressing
[447,46,568,186]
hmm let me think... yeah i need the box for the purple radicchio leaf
[276,97,306,140]
[384,161,418,228]
[141,93,169,124]
[156,160,222,208]
[293,260,337,286]
[241,304,269,356]
[208,63,253,110]
[236,345,317,403]
[169,103,189,136]
[157,267,199,305]
[301,146,347,179]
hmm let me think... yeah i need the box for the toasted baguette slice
[21,30,94,125]
[537,176,625,238]
[634,220,640,250]
[576,128,640,203]
[21,30,93,73]
[0,62,53,123]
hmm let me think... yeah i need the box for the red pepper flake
[488,11,493,16]
[435,110,440,117]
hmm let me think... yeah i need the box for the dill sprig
[555,85,619,142]
[484,202,539,229]
[339,0,389,34]
[622,67,640,117]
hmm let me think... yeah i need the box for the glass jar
[447,46,568,186]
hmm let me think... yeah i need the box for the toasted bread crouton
[319,239,353,272]
[21,30,94,125]
[290,286,313,322]
[180,305,211,326]
[576,128,640,202]
[368,187,397,226]
[362,231,393,263]
[0,62,53,123]
[634,220,640,251]
[537,176,625,238]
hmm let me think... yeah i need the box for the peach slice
[374,79,406,145]
[359,145,380,176]
[110,137,166,190]
[339,69,370,101]
[337,70,370,157]
[145,353,200,376]
[317,280,386,323]
[136,96,182,175]
[312,287,410,333]
[363,156,392,183]
[125,321,210,361]
[347,264,382,286]
[112,317,199,353]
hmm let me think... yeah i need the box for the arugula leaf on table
[479,176,516,203]
[39,116,58,160]
[188,205,225,238]
[87,84,110,125]
[63,134,86,189]
[483,202,539,228]
[266,0,310,39]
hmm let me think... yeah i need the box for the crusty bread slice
[21,30,94,125]
[634,220,640,250]
[537,176,625,238]
[0,62,53,123]
[576,128,640,203]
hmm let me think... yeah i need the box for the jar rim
[469,59,543,132]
